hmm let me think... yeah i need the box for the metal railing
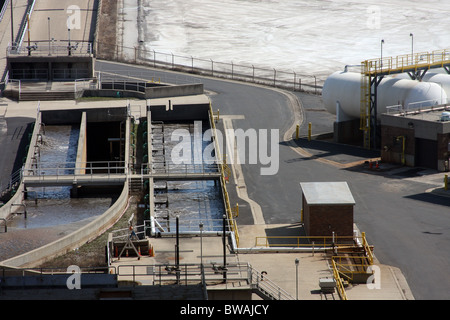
[26,161,127,177]
[150,217,228,234]
[364,48,450,75]
[7,41,93,57]
[115,262,295,300]
[149,161,220,175]
[96,41,323,93]
[0,168,23,198]
[254,235,362,249]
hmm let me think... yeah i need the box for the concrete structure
[300,182,355,237]
[381,106,450,171]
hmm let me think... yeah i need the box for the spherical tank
[322,71,447,119]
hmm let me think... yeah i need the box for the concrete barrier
[145,83,204,99]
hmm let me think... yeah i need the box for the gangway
[360,48,450,149]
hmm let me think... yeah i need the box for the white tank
[422,72,450,99]
[322,71,448,119]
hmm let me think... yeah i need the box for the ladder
[360,61,371,149]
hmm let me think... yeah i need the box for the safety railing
[99,80,148,93]
[150,161,220,175]
[150,217,228,234]
[0,168,23,199]
[115,262,294,300]
[331,259,348,300]
[254,235,360,249]
[248,266,295,300]
[26,161,127,177]
[96,41,323,93]
[364,48,450,75]
[7,41,93,57]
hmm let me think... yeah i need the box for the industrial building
[322,48,450,171]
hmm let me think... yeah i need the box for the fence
[115,262,295,300]
[97,41,324,93]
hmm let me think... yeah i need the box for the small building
[381,106,450,171]
[300,182,355,237]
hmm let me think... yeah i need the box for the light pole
[199,222,204,267]
[380,39,385,70]
[410,33,414,62]
[10,0,14,50]
[48,17,51,56]
[295,258,299,300]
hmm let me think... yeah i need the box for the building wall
[381,112,450,171]
[381,125,415,166]
[303,195,354,237]
[437,133,450,171]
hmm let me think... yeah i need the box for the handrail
[255,235,360,248]
[114,262,294,300]
[364,48,450,75]
[248,266,295,300]
[361,232,374,265]
[331,259,348,300]
[26,161,127,177]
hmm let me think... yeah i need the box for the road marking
[221,115,266,225]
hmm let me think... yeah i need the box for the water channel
[151,122,225,232]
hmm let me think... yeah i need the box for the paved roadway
[96,60,450,300]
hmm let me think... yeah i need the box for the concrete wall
[7,56,95,80]
[76,112,88,175]
[145,84,204,99]
[150,103,210,122]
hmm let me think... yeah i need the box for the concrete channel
[0,106,131,267]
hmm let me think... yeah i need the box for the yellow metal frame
[209,103,240,246]
[360,62,371,149]
[363,48,450,76]
[360,48,450,149]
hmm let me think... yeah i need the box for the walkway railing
[26,161,127,177]
[115,262,295,300]
[96,41,323,93]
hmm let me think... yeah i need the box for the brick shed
[300,182,355,237]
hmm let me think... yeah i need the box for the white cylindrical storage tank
[422,72,450,102]
[322,71,361,119]
[322,71,447,120]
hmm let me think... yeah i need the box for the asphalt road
[95,60,450,300]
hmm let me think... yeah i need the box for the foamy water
[123,0,450,81]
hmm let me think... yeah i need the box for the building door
[415,138,437,169]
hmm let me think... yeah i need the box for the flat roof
[300,182,355,205]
